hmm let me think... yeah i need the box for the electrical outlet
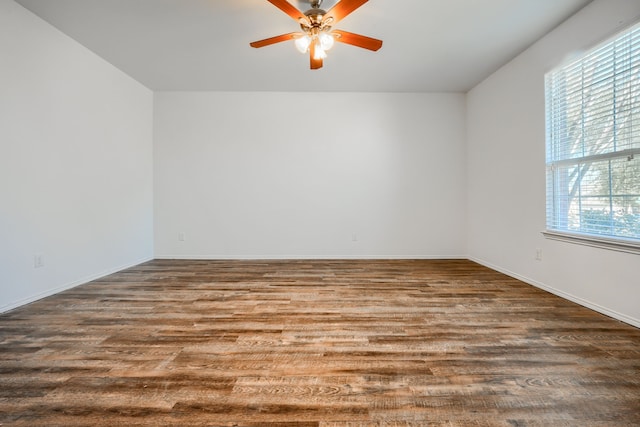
[34,253,44,268]
[351,233,358,242]
[178,232,186,242]
[535,248,543,261]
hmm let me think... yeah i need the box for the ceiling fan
[250,0,383,70]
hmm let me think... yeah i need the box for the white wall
[0,0,154,312]
[467,0,640,327]
[154,92,467,259]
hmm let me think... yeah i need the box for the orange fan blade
[333,29,382,51]
[310,43,323,69]
[250,32,299,48]
[323,0,368,24]
[266,0,308,24]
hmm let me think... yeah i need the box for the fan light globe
[319,32,335,51]
[295,35,311,53]
[313,42,327,60]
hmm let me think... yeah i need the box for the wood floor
[1,259,639,426]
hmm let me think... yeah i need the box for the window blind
[545,22,640,244]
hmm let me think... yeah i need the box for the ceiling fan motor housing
[302,8,328,29]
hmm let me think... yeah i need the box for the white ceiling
[14,0,592,92]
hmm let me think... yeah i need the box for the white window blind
[545,22,640,248]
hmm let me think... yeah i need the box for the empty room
[1,0,639,425]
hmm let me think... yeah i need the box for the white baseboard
[468,256,640,329]
[153,254,467,260]
[0,256,154,314]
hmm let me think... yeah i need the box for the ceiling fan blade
[250,32,299,48]
[333,29,382,51]
[310,43,323,69]
[323,0,368,24]
[266,0,309,24]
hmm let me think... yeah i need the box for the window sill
[542,230,640,255]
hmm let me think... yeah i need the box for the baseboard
[153,254,467,260]
[468,256,640,329]
[0,256,154,314]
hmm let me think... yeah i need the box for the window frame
[544,22,640,254]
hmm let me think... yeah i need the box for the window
[545,22,640,252]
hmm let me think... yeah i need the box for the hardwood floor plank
[1,259,639,426]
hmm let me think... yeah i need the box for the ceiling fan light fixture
[313,41,327,60]
[319,32,335,51]
[295,35,312,53]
